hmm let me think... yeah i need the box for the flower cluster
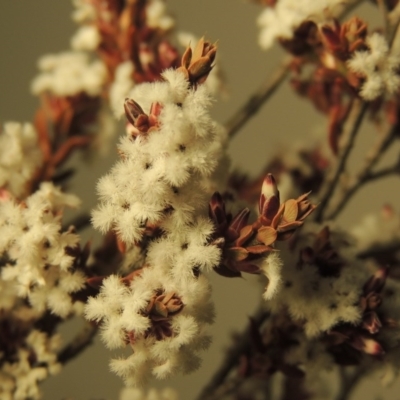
[209,174,316,299]
[0,327,61,400]
[268,224,367,337]
[348,32,400,100]
[0,175,88,399]
[0,122,43,199]
[32,52,107,97]
[257,0,349,50]
[256,2,400,154]
[85,269,214,385]
[3,0,400,398]
[0,183,86,317]
[87,40,226,384]
[236,226,400,398]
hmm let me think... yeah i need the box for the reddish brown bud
[259,174,280,219]
[363,267,388,295]
[124,98,145,126]
[177,37,217,86]
[362,311,382,334]
[209,192,227,228]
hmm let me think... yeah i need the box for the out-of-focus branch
[314,100,368,222]
[327,125,397,220]
[197,307,269,400]
[225,59,291,139]
[357,240,400,260]
[336,367,366,400]
[57,323,98,365]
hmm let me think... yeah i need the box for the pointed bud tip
[261,174,279,198]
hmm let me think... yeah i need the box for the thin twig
[357,240,400,259]
[58,323,98,364]
[336,367,365,400]
[314,100,368,222]
[197,307,269,400]
[365,164,399,182]
[327,125,397,220]
[225,59,291,139]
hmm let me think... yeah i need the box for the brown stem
[357,239,400,259]
[314,100,368,222]
[336,367,365,400]
[327,125,397,220]
[225,59,291,139]
[58,323,97,365]
[196,307,269,400]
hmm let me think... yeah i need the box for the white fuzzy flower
[85,268,214,385]
[110,61,135,118]
[257,0,348,50]
[146,0,175,31]
[89,67,227,384]
[93,69,225,244]
[0,183,85,317]
[72,0,97,23]
[269,224,367,337]
[348,33,400,100]
[31,52,107,97]
[0,330,61,400]
[261,251,283,300]
[0,122,43,198]
[71,25,101,51]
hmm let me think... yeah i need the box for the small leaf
[228,247,249,261]
[246,245,272,255]
[256,226,277,246]
[277,220,303,233]
[271,203,285,229]
[193,37,205,60]
[181,46,192,69]
[282,199,298,222]
[235,225,254,247]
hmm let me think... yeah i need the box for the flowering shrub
[1,1,400,399]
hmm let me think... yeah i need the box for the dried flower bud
[226,208,251,242]
[177,37,217,86]
[358,337,385,356]
[362,311,382,334]
[209,192,228,234]
[296,191,317,221]
[124,98,145,126]
[142,291,184,340]
[259,174,280,219]
[124,98,162,138]
[363,267,388,295]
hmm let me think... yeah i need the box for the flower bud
[259,174,280,219]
